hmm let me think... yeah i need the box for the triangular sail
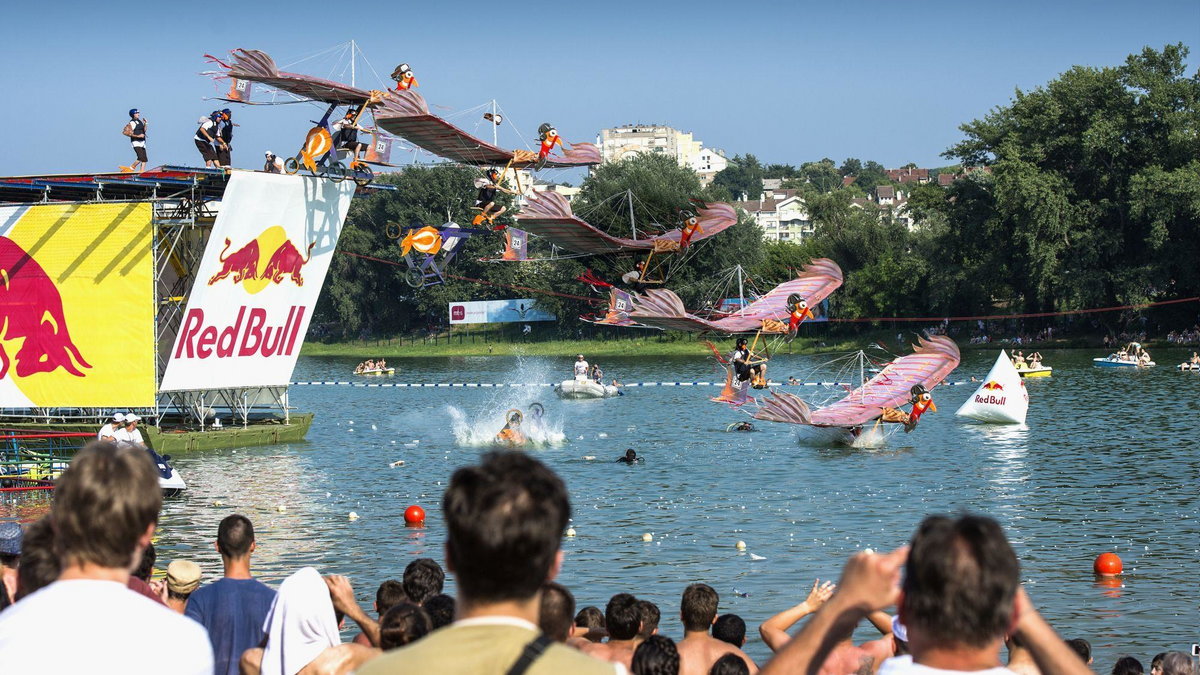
[955,351,1028,424]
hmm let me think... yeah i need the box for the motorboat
[147,447,186,496]
[356,367,395,376]
[554,375,619,399]
[1094,343,1154,368]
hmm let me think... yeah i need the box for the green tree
[711,154,765,201]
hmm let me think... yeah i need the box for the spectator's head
[423,593,456,630]
[0,521,22,572]
[132,542,155,581]
[631,634,680,675]
[403,558,445,605]
[1113,656,1145,675]
[538,582,575,643]
[709,653,750,675]
[16,516,58,601]
[1150,653,1167,675]
[636,599,661,640]
[1161,653,1195,675]
[166,560,202,602]
[575,605,605,642]
[216,514,256,560]
[681,583,719,633]
[53,443,161,572]
[443,452,569,604]
[899,514,1019,650]
[712,614,746,647]
[1066,638,1093,665]
[605,593,641,641]
[374,579,407,616]
[378,602,432,651]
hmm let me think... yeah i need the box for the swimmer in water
[726,421,754,432]
[616,449,642,464]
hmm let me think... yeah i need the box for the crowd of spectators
[1165,327,1200,345]
[0,443,1194,675]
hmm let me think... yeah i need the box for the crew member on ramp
[121,109,148,173]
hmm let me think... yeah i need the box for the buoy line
[290,381,974,387]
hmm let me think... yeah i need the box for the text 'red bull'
[174,306,305,359]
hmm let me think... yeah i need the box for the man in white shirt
[98,412,125,441]
[574,354,590,378]
[116,414,146,447]
[195,113,220,168]
[264,150,284,173]
[0,443,213,674]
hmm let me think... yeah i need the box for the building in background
[597,124,727,184]
[733,188,814,242]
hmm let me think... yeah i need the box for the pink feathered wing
[629,259,844,333]
[754,336,961,427]
[516,192,737,255]
[214,49,411,116]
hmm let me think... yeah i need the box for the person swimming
[616,449,643,464]
[726,421,755,432]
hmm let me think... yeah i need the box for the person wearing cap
[215,109,234,168]
[264,150,284,173]
[98,412,126,441]
[0,521,21,610]
[116,414,146,447]
[332,107,368,164]
[165,560,202,615]
[121,109,148,173]
[574,354,590,378]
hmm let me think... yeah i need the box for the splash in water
[795,423,895,448]
[447,357,566,448]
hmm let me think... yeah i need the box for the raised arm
[759,579,836,652]
[1012,588,1094,675]
[325,575,381,648]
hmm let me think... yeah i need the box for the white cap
[112,413,126,423]
[265,150,273,156]
[126,413,141,423]
[578,354,584,358]
[891,615,908,642]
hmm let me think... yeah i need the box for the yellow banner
[0,203,155,407]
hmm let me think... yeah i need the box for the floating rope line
[290,380,973,388]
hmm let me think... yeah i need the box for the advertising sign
[448,299,556,324]
[160,173,355,390]
[0,203,156,407]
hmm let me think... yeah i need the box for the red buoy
[1093,552,1122,576]
[404,504,426,525]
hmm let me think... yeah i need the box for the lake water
[9,348,1200,665]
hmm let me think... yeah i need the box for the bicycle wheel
[404,268,425,288]
[324,162,347,183]
[283,157,300,175]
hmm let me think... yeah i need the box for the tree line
[314,44,1199,340]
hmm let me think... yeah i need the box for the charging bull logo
[982,381,1004,390]
[0,236,91,379]
[207,226,315,293]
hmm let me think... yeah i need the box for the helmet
[910,384,928,397]
[486,168,500,179]
[391,63,412,79]
[537,122,555,138]
[221,108,232,116]
[736,337,748,347]
[128,108,139,118]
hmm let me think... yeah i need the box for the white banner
[160,172,354,391]
[449,299,556,324]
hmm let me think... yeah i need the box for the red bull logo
[0,236,90,379]
[982,381,1004,390]
[974,394,1006,405]
[174,306,305,360]
[208,227,315,292]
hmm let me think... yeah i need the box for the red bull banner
[0,203,155,407]
[159,173,354,391]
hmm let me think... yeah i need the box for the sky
[1,0,1196,176]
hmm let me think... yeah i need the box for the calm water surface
[10,349,1200,663]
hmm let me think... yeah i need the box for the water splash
[794,423,896,448]
[447,357,567,448]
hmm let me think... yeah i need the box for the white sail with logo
[955,351,1028,424]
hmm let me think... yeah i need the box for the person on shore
[0,522,20,609]
[98,412,125,441]
[357,451,619,674]
[378,602,432,650]
[575,354,591,378]
[185,513,277,675]
[1160,652,1196,675]
[195,112,220,168]
[579,593,642,669]
[0,442,213,673]
[1006,633,1041,675]
[677,583,757,675]
[264,150,284,173]
[403,558,444,606]
[712,614,746,649]
[758,514,1090,675]
[1066,639,1092,666]
[539,581,576,643]
[1150,653,1166,675]
[573,605,607,644]
[122,109,148,172]
[14,516,56,602]
[423,593,455,630]
[632,634,680,675]
[165,560,202,614]
[636,599,661,643]
[1113,656,1145,675]
[355,579,407,646]
[711,653,751,675]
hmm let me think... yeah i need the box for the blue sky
[1,0,1195,176]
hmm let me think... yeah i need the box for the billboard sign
[0,203,156,407]
[160,173,354,390]
[448,299,556,324]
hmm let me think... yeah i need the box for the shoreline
[298,333,1179,359]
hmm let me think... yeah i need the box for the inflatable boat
[554,375,619,399]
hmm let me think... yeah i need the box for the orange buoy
[1093,552,1122,576]
[404,504,426,525]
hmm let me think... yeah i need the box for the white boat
[956,351,1028,425]
[356,367,395,376]
[1178,362,1199,371]
[554,375,619,399]
[147,447,186,496]
[1093,355,1155,368]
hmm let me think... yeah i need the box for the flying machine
[388,221,489,288]
[207,48,407,185]
[752,335,961,445]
